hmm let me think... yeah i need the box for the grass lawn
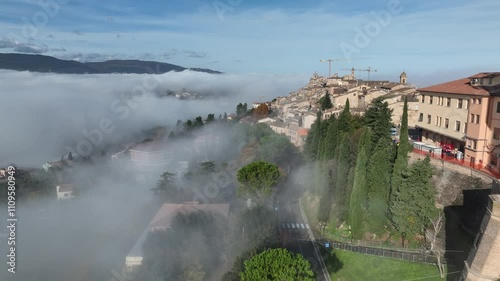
[324,249,458,281]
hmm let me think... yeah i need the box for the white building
[56,184,75,200]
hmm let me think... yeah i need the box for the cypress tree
[399,96,411,154]
[391,156,436,247]
[366,138,394,233]
[349,129,372,239]
[316,165,332,223]
[391,96,411,203]
[337,99,353,134]
[304,111,322,161]
[320,118,340,160]
[335,133,350,219]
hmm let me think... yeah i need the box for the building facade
[417,73,500,169]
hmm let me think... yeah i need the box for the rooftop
[418,73,498,96]
[57,184,74,192]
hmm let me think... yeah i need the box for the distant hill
[0,53,223,75]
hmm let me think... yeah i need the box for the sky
[0,0,499,85]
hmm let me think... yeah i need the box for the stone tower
[400,71,407,84]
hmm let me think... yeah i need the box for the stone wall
[409,152,494,184]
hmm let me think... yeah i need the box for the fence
[327,241,439,264]
[412,148,500,179]
[327,234,424,253]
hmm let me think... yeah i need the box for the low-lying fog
[0,70,308,167]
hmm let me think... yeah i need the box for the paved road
[277,183,330,281]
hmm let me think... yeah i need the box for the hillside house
[56,184,75,200]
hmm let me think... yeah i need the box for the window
[455,121,461,131]
[489,77,493,85]
[470,114,474,123]
[444,118,449,129]
[478,98,482,104]
[476,115,480,124]
[494,128,500,140]
[446,97,451,107]
[464,123,467,133]
[421,95,425,103]
[435,116,439,126]
[473,140,477,150]
[418,113,423,122]
[497,102,500,113]
[427,114,431,124]
[458,99,463,108]
[480,78,484,85]
[439,117,442,127]
[429,96,433,104]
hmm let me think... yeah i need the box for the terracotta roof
[149,202,230,230]
[129,140,168,152]
[57,184,74,192]
[298,128,309,137]
[468,72,500,79]
[419,76,489,96]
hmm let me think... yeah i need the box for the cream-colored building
[416,83,470,152]
[418,72,500,169]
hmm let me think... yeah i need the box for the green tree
[337,99,353,134]
[182,259,205,281]
[224,112,228,120]
[399,96,412,154]
[366,138,394,232]
[194,116,204,127]
[334,133,350,219]
[184,119,193,131]
[152,171,178,199]
[304,111,322,161]
[364,97,393,147]
[240,248,315,281]
[237,161,281,203]
[391,156,437,246]
[349,129,372,239]
[316,164,332,223]
[319,91,333,110]
[320,118,339,160]
[391,96,411,203]
[258,134,295,164]
[207,113,215,123]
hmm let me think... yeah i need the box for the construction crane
[320,58,368,78]
[341,67,378,81]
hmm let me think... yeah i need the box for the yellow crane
[341,66,378,81]
[320,58,368,77]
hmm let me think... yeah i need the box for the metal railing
[326,241,439,264]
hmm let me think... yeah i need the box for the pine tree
[366,138,394,232]
[349,129,372,239]
[319,92,333,110]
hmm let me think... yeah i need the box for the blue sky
[0,0,499,85]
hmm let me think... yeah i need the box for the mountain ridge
[0,53,223,75]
